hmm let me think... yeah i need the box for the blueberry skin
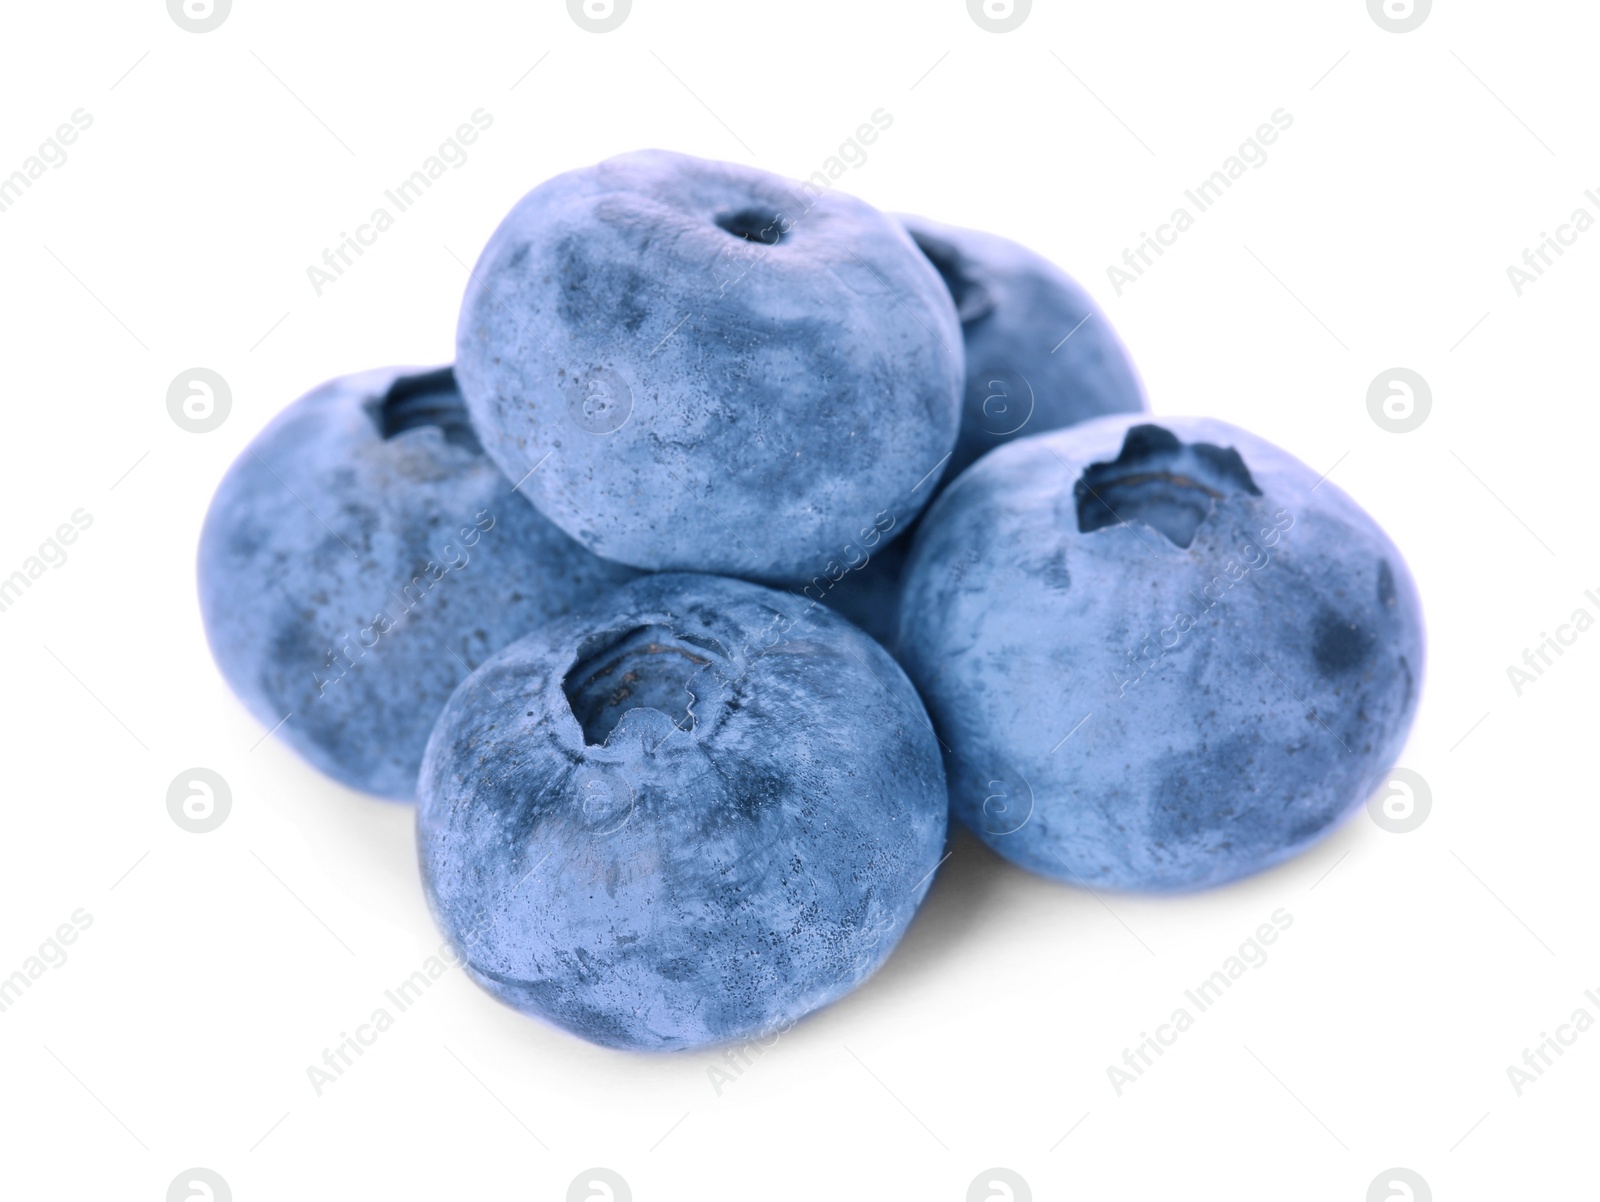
[900,216,1147,484]
[898,417,1425,892]
[198,366,636,801]
[456,149,964,584]
[818,533,910,652]
[417,572,947,1051]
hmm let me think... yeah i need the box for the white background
[0,1,1593,1199]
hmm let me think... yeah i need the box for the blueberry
[455,150,964,584]
[417,572,947,1050]
[817,534,911,651]
[900,216,1147,483]
[197,366,636,800]
[817,219,1148,644]
[898,417,1425,892]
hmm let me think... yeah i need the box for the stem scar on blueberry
[714,208,788,246]
[368,366,484,454]
[1074,424,1262,548]
[563,625,726,747]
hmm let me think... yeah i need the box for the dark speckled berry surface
[417,572,947,1050]
[197,365,636,800]
[898,416,1425,892]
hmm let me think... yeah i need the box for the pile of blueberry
[199,150,1424,1051]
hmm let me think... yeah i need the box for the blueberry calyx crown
[370,366,483,454]
[1074,423,1262,549]
[714,208,788,246]
[563,624,732,748]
